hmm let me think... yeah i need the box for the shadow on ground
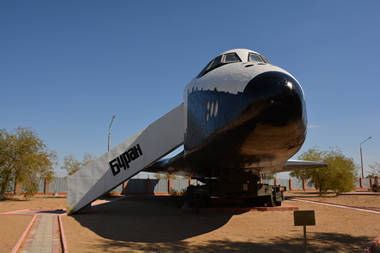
[72,196,239,242]
[72,196,374,252]
[42,196,67,199]
[37,209,66,214]
[90,233,371,252]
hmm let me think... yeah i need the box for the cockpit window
[197,53,241,78]
[261,55,270,63]
[210,55,223,69]
[223,53,241,63]
[248,53,269,64]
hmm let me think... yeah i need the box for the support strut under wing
[67,104,184,213]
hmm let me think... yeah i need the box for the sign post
[294,210,315,252]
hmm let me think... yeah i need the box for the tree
[0,130,10,194]
[0,127,56,198]
[290,147,358,194]
[368,162,380,177]
[61,153,96,176]
[290,148,323,181]
[321,148,357,193]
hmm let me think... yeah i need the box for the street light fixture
[108,114,116,152]
[360,136,372,178]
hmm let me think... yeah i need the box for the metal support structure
[107,114,116,152]
[303,226,307,252]
[360,136,372,179]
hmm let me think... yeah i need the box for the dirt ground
[0,215,33,253]
[1,193,380,252]
[0,195,67,213]
[62,195,380,253]
[0,195,66,253]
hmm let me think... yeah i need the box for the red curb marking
[0,213,34,217]
[3,209,69,252]
[58,214,69,253]
[253,206,299,211]
[341,192,380,195]
[0,209,30,215]
[11,214,37,253]
[291,198,380,214]
[184,206,299,213]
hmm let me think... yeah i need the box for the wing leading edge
[282,160,328,171]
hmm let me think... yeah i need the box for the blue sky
[1,1,379,177]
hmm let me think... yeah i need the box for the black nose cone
[243,71,306,127]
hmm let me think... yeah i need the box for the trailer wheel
[184,185,210,208]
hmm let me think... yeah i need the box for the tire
[184,185,210,208]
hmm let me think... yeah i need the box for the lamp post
[360,136,372,179]
[108,114,116,152]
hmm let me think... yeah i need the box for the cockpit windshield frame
[197,53,242,78]
[223,53,241,64]
[248,52,270,64]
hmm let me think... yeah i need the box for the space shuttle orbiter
[67,49,326,213]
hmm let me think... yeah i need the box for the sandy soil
[0,195,67,213]
[62,195,380,252]
[0,195,66,253]
[0,215,33,253]
[1,194,380,252]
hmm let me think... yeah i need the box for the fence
[2,176,378,195]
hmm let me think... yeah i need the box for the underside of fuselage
[184,71,307,178]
